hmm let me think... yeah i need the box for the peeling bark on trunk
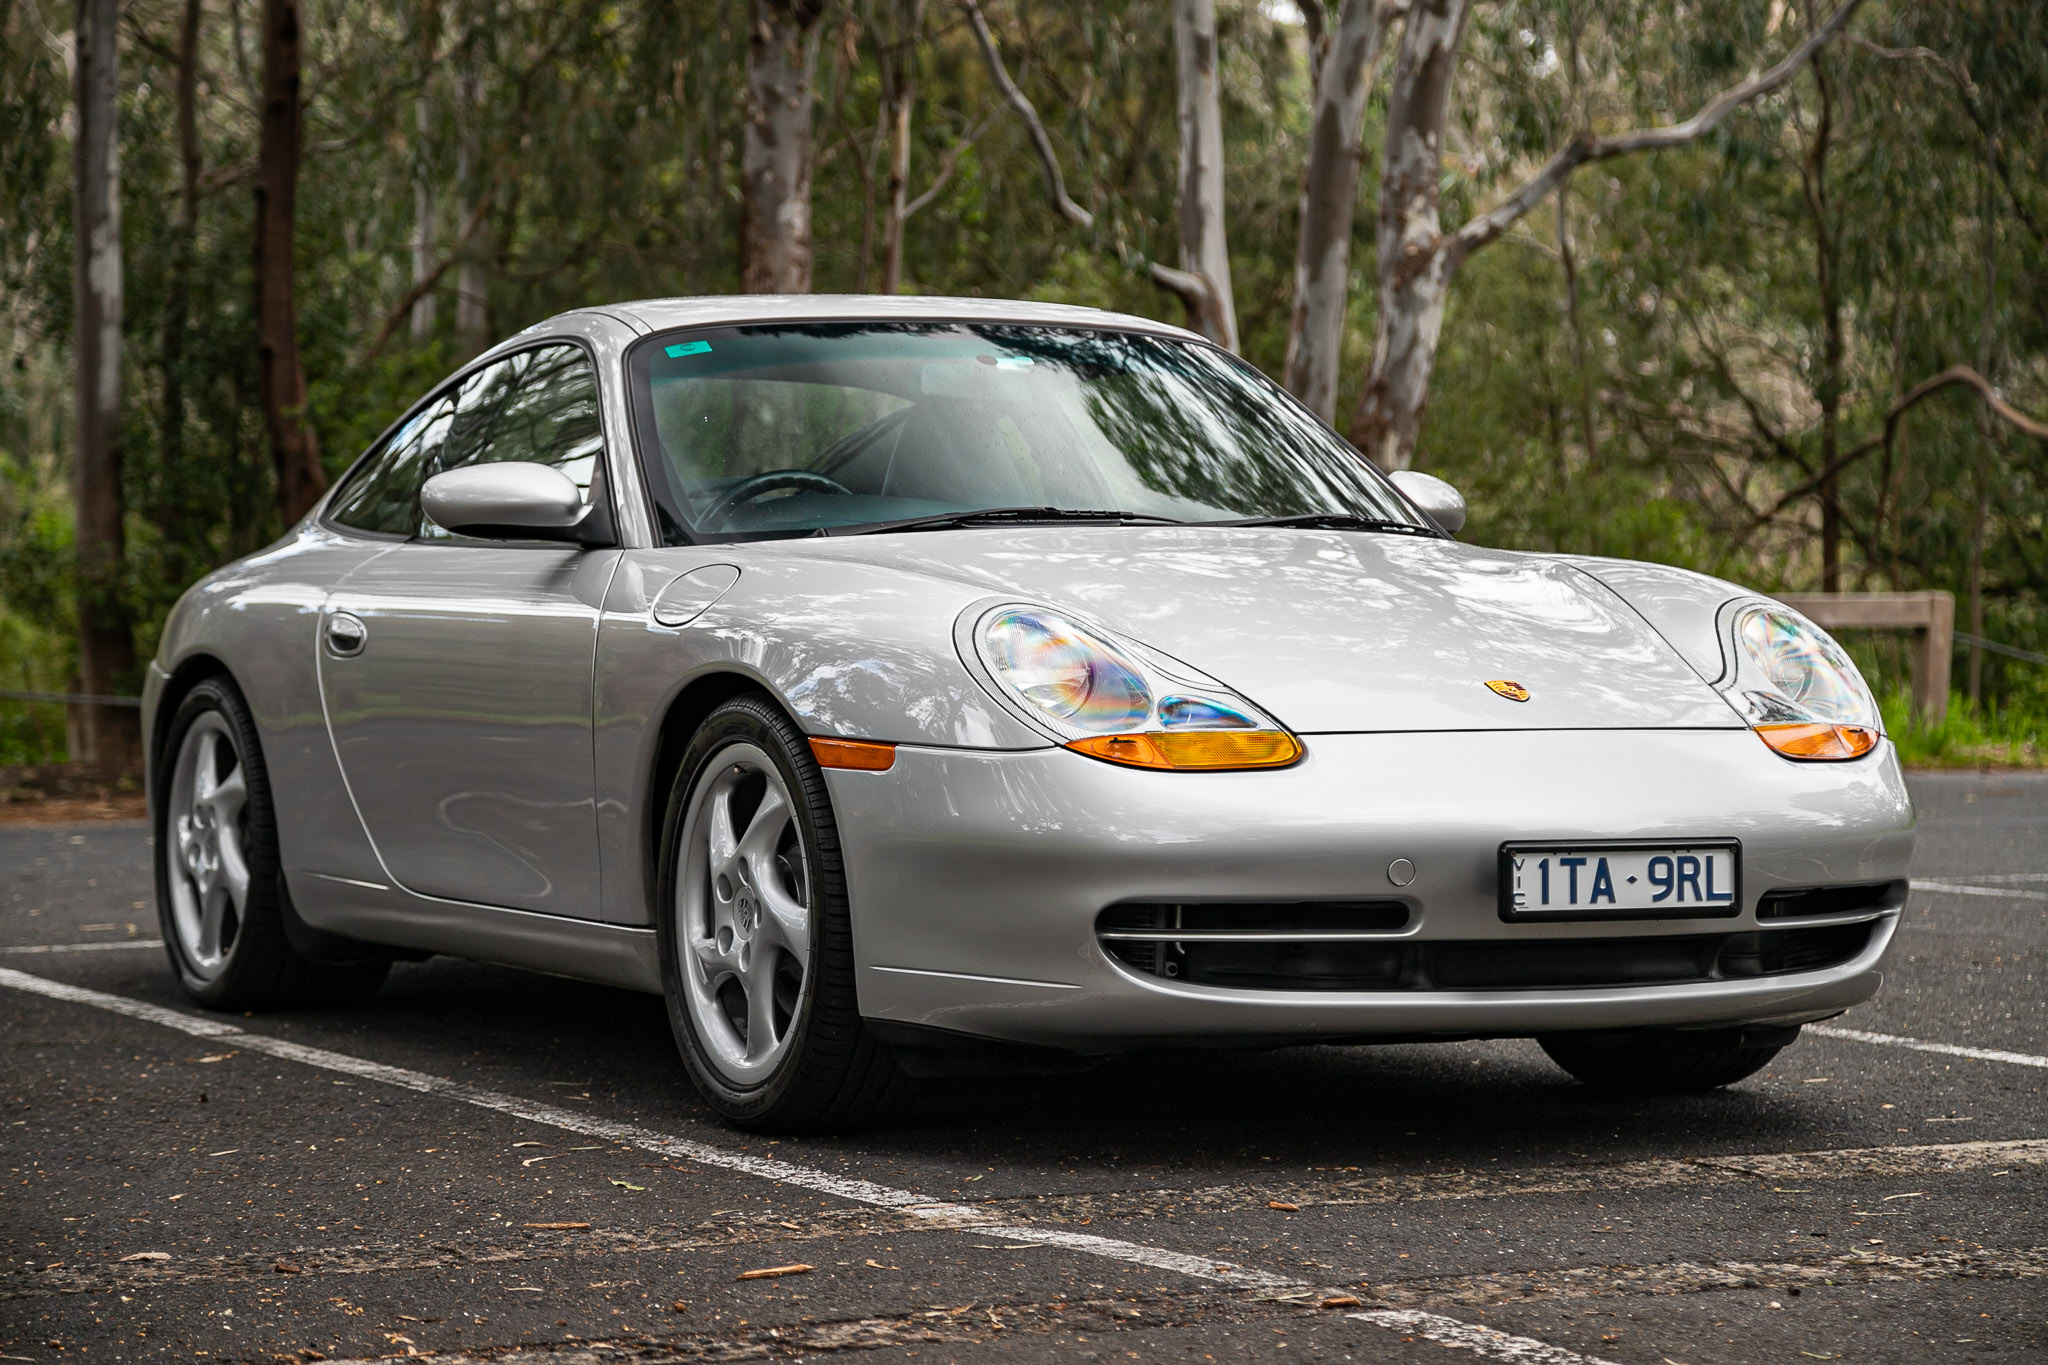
[1282,0,1391,422]
[1347,0,1469,469]
[742,0,826,294]
[71,0,139,768]
[1161,0,1237,350]
[878,0,925,295]
[254,0,326,524]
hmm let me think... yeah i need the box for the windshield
[625,321,1430,541]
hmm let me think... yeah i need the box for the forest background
[2,0,2045,772]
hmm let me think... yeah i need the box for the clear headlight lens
[1723,604,1880,761]
[972,606,1302,770]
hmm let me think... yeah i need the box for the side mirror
[1389,469,1466,536]
[420,462,614,545]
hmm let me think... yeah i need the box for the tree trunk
[454,59,487,347]
[411,93,437,342]
[71,0,139,769]
[159,0,203,549]
[1282,0,1388,422]
[1347,0,1470,469]
[1556,183,1599,472]
[1163,0,1237,349]
[1345,0,1866,471]
[1804,51,1843,592]
[877,0,925,295]
[741,0,826,293]
[253,0,325,524]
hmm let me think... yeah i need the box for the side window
[327,393,458,535]
[419,344,606,539]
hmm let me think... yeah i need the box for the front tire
[656,694,906,1132]
[154,677,389,1010]
[1539,1026,1794,1094]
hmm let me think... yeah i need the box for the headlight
[968,605,1302,770]
[1720,603,1880,761]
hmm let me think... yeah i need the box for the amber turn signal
[1753,723,1879,761]
[809,737,897,771]
[1066,730,1303,771]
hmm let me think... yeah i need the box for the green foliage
[1,0,2044,768]
[1882,686,2048,769]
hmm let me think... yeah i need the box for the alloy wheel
[165,712,252,978]
[675,743,812,1087]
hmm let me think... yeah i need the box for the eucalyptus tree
[70,0,136,765]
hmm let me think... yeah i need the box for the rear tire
[656,693,907,1132]
[154,676,390,1011]
[1538,1026,1794,1094]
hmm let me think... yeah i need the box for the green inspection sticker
[665,340,712,358]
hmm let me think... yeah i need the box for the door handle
[326,612,368,657]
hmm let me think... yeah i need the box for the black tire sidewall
[656,696,849,1126]
[153,677,285,1006]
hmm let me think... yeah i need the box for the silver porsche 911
[144,296,1913,1130]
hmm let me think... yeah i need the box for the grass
[1883,688,2048,769]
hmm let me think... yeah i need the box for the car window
[627,323,1427,541]
[418,344,605,539]
[327,393,458,536]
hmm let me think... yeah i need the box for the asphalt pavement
[3,770,2044,1364]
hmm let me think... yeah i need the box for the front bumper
[829,728,1913,1049]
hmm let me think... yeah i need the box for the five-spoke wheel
[677,743,812,1085]
[153,676,389,1009]
[165,712,252,977]
[657,693,905,1131]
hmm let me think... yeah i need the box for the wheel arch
[148,653,237,795]
[640,670,799,917]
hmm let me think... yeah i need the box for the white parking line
[1928,873,2048,884]
[2,940,164,954]
[1809,1024,2048,1070]
[1911,879,2048,903]
[1349,1310,1622,1365]
[0,965,1295,1292]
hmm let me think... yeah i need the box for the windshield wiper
[827,506,1185,536]
[1200,513,1438,535]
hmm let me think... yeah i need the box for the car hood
[762,527,1744,733]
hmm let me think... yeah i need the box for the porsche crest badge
[1484,679,1531,703]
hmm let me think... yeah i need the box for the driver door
[318,344,619,917]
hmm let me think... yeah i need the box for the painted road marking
[1810,1023,2048,1070]
[1927,872,2048,884]
[0,965,1295,1292]
[2,940,164,954]
[6,966,2034,1365]
[1912,879,2048,903]
[1351,1309,1622,1365]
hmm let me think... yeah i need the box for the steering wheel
[700,469,854,529]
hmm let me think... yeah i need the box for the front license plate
[1500,841,1741,920]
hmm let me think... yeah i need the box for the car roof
[513,294,1209,346]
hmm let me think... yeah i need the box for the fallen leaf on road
[608,1179,645,1191]
[524,1222,590,1230]
[192,1054,235,1064]
[1267,1201,1299,1211]
[119,1252,170,1263]
[1320,1295,1362,1309]
[207,1149,239,1157]
[520,1155,558,1166]
[273,1262,304,1274]
[511,1142,548,1148]
[738,1264,813,1280]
